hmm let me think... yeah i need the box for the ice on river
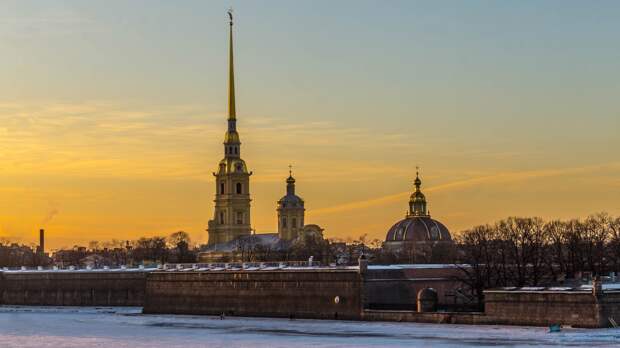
[0,306,619,347]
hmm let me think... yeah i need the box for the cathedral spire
[227,8,236,120]
[207,8,252,247]
[223,9,240,157]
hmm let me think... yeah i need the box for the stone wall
[484,290,620,328]
[363,266,473,310]
[601,292,620,326]
[0,271,147,306]
[143,269,362,320]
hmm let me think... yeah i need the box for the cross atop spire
[286,165,296,193]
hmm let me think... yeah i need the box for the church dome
[278,193,304,206]
[385,170,452,243]
[278,172,304,208]
[385,216,451,242]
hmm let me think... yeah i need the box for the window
[236,182,242,194]
[219,212,225,224]
[234,147,238,154]
[236,212,243,224]
[282,217,287,228]
[292,218,297,228]
[220,182,225,194]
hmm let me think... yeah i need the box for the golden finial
[414,165,422,190]
[288,164,293,177]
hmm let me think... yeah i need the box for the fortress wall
[0,271,147,306]
[483,290,620,328]
[601,292,620,326]
[143,270,363,320]
[364,267,469,310]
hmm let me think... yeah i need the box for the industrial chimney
[38,229,45,255]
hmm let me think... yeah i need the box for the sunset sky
[1,1,619,250]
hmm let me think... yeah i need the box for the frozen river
[0,306,619,347]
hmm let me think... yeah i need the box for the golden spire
[227,8,236,120]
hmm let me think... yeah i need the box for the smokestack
[39,229,45,255]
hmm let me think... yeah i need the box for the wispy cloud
[0,100,421,182]
[308,162,620,217]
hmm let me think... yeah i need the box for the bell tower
[207,9,252,245]
[277,166,305,240]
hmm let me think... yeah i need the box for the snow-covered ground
[0,306,619,347]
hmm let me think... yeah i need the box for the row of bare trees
[0,242,49,267]
[456,213,620,303]
[51,231,197,267]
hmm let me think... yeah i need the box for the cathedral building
[200,12,323,262]
[207,11,252,246]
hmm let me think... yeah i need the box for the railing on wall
[0,261,363,273]
[0,265,159,272]
[162,261,327,271]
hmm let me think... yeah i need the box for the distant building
[383,171,454,262]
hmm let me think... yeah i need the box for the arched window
[292,218,297,228]
[234,147,238,154]
[236,212,243,224]
[220,182,225,194]
[219,211,225,224]
[236,182,242,194]
[282,217,287,228]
